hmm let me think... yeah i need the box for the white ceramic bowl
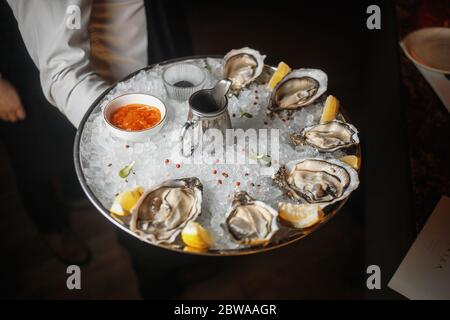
[103,93,167,142]
[401,27,450,74]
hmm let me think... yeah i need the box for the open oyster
[224,191,279,246]
[130,177,203,245]
[269,69,327,111]
[273,157,359,206]
[223,47,265,92]
[290,120,359,152]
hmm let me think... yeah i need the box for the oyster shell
[223,47,265,92]
[269,69,327,111]
[224,191,279,246]
[290,120,359,152]
[273,157,359,206]
[130,177,203,244]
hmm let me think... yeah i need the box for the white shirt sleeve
[6,0,109,127]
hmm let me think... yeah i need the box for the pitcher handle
[180,121,196,157]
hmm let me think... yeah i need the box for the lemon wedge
[110,187,144,216]
[320,95,340,123]
[340,155,360,170]
[268,62,291,90]
[181,221,213,250]
[278,203,323,229]
[183,246,208,254]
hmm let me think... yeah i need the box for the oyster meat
[290,120,359,152]
[224,191,279,246]
[269,69,327,111]
[130,177,203,244]
[273,157,359,206]
[223,47,265,92]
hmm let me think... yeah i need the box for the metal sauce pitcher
[180,79,232,157]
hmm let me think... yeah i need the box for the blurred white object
[90,0,147,83]
[388,196,450,300]
[400,27,450,113]
[401,27,450,74]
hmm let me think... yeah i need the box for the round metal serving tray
[74,55,361,256]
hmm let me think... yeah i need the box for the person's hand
[0,78,26,122]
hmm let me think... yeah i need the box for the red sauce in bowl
[110,104,162,131]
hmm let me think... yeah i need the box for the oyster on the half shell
[269,69,327,111]
[224,191,279,246]
[290,120,359,152]
[273,157,359,206]
[130,177,203,245]
[223,47,265,92]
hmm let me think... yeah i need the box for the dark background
[1,0,448,299]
